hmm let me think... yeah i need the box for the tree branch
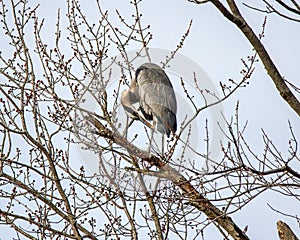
[277,220,299,240]
[86,114,250,240]
[209,0,300,117]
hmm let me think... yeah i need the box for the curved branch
[209,0,300,117]
[86,114,250,240]
[275,0,300,15]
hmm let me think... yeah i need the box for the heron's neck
[129,80,139,100]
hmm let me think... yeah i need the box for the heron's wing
[137,67,177,115]
[137,65,177,136]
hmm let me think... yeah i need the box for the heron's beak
[137,113,156,130]
[143,120,155,130]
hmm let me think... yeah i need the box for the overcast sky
[1,0,300,239]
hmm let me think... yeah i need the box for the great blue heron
[121,62,177,138]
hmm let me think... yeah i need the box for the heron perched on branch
[121,62,177,138]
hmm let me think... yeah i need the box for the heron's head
[121,77,139,104]
[121,89,140,120]
[121,89,133,107]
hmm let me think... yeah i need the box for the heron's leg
[161,133,165,156]
[122,116,134,138]
[124,116,129,138]
[147,127,155,153]
[146,117,156,153]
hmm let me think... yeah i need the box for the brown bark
[277,221,299,240]
[209,0,300,117]
[87,115,250,240]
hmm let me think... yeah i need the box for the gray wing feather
[136,63,177,136]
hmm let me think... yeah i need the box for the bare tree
[188,0,300,116]
[0,0,299,240]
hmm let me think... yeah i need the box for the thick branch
[277,221,299,240]
[209,0,300,117]
[87,115,250,240]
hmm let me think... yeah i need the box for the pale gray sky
[1,0,299,239]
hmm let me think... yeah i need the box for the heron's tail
[157,109,177,137]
